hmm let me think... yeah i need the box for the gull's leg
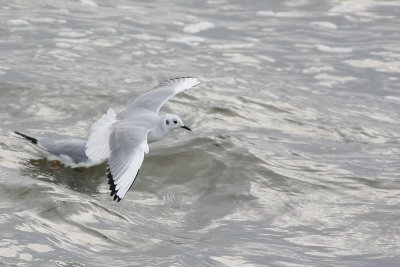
[51,160,61,170]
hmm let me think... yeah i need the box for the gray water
[0,0,399,266]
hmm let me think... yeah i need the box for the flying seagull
[13,131,102,168]
[85,77,200,201]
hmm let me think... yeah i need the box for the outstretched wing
[107,123,150,201]
[120,77,200,116]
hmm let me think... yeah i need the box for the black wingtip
[106,164,141,202]
[107,164,120,202]
[14,131,38,144]
[158,76,199,88]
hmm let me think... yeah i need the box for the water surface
[0,0,399,266]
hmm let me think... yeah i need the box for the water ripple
[0,0,399,266]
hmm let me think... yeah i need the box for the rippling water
[1,0,399,266]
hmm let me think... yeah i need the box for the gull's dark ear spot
[166,120,170,125]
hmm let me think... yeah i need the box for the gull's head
[163,114,191,132]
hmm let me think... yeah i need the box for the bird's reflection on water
[20,158,106,196]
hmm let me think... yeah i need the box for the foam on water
[344,59,400,73]
[5,19,30,26]
[310,21,338,30]
[183,21,215,34]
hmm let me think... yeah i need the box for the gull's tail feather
[85,108,117,162]
[14,131,38,144]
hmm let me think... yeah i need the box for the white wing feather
[85,108,117,162]
[108,125,150,200]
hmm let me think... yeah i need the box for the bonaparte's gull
[14,131,102,168]
[86,77,200,201]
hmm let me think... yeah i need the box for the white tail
[85,108,117,162]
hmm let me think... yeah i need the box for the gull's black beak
[181,125,192,131]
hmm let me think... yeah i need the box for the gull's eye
[173,120,177,124]
[166,120,170,125]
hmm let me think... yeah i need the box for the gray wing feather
[14,131,94,166]
[39,138,88,163]
[120,77,199,116]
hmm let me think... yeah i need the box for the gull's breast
[147,127,165,143]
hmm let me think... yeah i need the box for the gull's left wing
[107,123,150,201]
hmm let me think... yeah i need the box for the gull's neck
[147,115,170,143]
